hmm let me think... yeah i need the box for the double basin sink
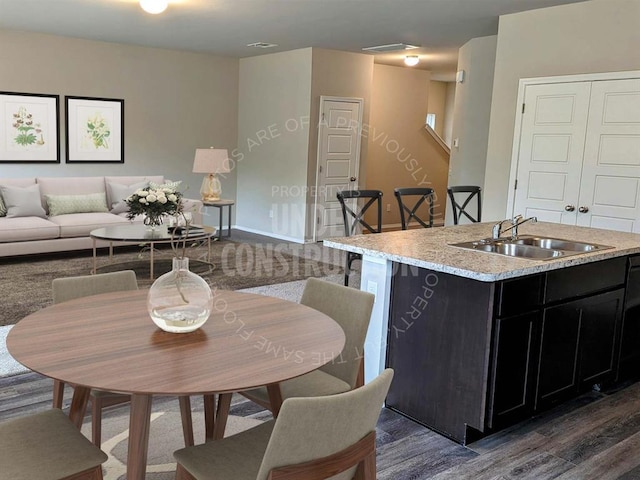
[450,235,613,260]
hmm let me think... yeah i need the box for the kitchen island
[325,222,640,444]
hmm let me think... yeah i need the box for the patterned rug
[0,241,342,326]
[81,396,265,480]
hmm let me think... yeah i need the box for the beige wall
[447,35,497,225]
[484,0,640,221]
[236,48,313,242]
[0,29,239,224]
[366,64,449,227]
[306,49,374,240]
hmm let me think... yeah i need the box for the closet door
[513,83,591,223]
[578,79,640,232]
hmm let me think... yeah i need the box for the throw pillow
[107,180,148,214]
[0,193,6,217]
[0,184,47,218]
[45,193,109,216]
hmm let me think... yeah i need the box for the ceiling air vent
[247,42,278,49]
[362,43,419,53]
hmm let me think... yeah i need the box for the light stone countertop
[323,222,640,282]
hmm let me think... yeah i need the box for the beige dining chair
[205,277,375,440]
[52,270,194,448]
[0,408,108,480]
[52,270,139,446]
[175,368,393,480]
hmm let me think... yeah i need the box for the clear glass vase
[147,257,213,333]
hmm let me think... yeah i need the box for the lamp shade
[192,148,230,174]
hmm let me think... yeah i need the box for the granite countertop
[323,222,640,281]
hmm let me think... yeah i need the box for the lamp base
[200,174,222,203]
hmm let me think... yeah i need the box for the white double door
[512,76,640,232]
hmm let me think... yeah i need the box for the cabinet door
[536,303,581,410]
[487,311,539,429]
[536,289,623,409]
[577,289,623,388]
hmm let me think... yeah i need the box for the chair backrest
[336,190,383,236]
[447,185,482,224]
[393,187,435,230]
[52,270,138,304]
[256,369,394,480]
[300,278,374,388]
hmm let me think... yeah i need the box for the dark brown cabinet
[387,256,629,444]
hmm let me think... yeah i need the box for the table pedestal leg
[267,384,284,418]
[128,394,153,480]
[68,386,91,429]
[92,238,97,274]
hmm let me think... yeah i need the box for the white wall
[236,49,313,242]
[447,35,497,225]
[0,29,239,223]
[483,0,640,221]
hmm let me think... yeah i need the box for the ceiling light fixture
[362,43,419,53]
[140,0,168,14]
[404,55,420,67]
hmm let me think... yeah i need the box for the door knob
[578,206,589,213]
[565,205,575,212]
[350,177,357,182]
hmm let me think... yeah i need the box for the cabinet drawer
[496,274,543,318]
[545,257,626,303]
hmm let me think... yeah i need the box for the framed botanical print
[0,91,60,163]
[65,96,124,163]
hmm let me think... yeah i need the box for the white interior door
[513,82,591,223]
[577,79,640,232]
[314,97,363,241]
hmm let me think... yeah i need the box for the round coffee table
[90,224,216,279]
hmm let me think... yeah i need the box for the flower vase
[147,257,213,333]
[144,213,164,233]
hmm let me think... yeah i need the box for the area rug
[81,396,265,480]
[0,240,342,326]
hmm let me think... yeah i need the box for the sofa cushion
[107,180,148,214]
[0,217,60,242]
[104,176,164,207]
[45,193,109,216]
[37,177,107,213]
[0,184,47,218]
[47,212,131,238]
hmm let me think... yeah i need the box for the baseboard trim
[233,225,305,244]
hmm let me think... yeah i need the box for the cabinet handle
[579,206,589,213]
[565,205,575,212]
[350,177,357,182]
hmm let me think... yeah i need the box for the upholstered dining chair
[175,369,394,480]
[447,185,482,224]
[336,189,383,286]
[0,408,108,480]
[205,277,375,441]
[394,187,435,230]
[52,270,195,447]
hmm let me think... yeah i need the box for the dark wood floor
[2,371,640,479]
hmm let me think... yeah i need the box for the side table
[203,199,234,241]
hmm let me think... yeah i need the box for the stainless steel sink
[511,236,606,252]
[450,235,612,260]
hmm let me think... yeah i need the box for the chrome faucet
[492,215,537,240]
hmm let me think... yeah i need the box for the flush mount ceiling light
[247,42,279,49]
[404,55,420,67]
[362,43,419,53]
[140,0,168,14]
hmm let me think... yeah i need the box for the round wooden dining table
[7,289,346,480]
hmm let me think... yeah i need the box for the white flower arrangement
[125,185,183,226]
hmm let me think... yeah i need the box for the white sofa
[0,175,203,257]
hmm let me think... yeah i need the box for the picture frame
[65,96,124,163]
[0,91,60,163]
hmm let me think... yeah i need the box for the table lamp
[192,148,230,202]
